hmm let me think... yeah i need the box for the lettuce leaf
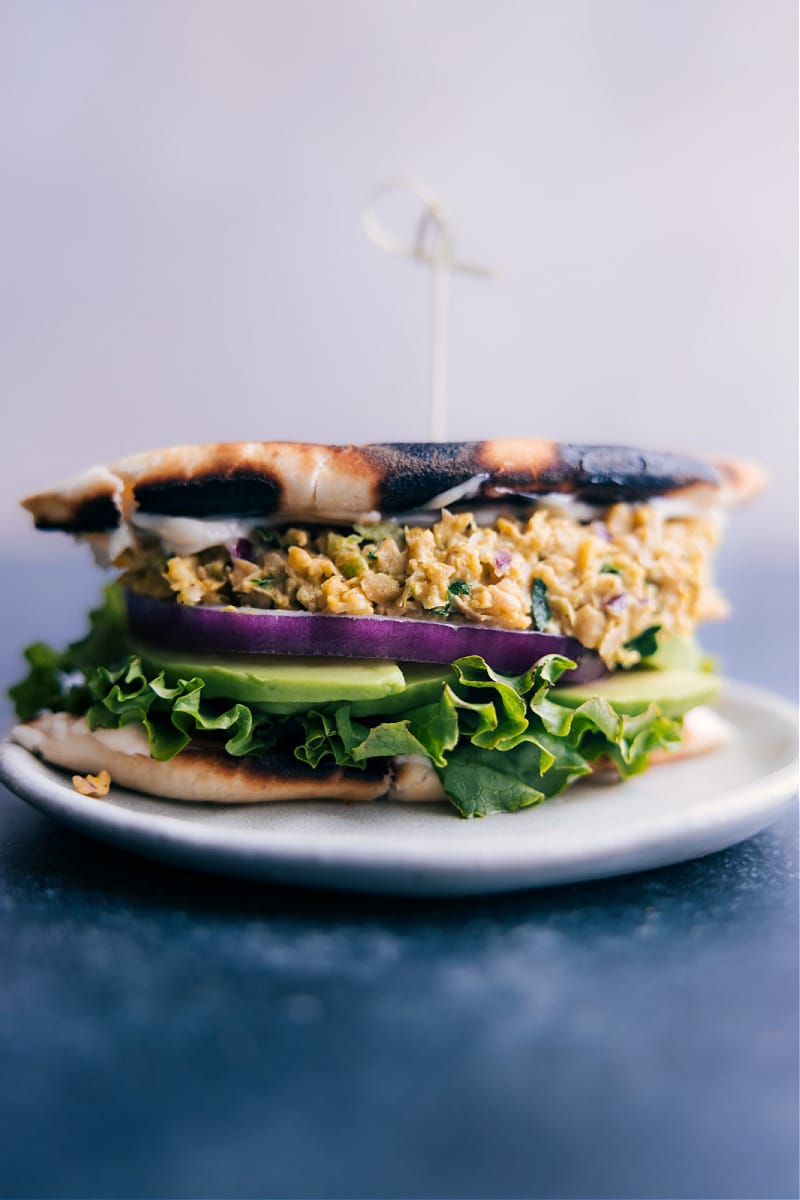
[8,583,130,721]
[72,649,682,816]
[84,657,283,761]
[439,743,553,817]
[9,588,685,818]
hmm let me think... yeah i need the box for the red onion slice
[225,537,255,563]
[125,592,606,682]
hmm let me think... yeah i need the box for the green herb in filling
[253,528,282,548]
[426,580,472,617]
[531,578,551,630]
[624,624,662,659]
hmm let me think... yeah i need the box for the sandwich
[8,439,760,817]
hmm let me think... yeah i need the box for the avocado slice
[550,668,721,718]
[137,648,406,709]
[350,662,454,718]
[640,634,708,672]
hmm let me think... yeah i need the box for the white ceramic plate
[0,681,796,896]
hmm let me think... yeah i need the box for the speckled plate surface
[0,682,796,896]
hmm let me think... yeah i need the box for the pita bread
[21,440,762,533]
[12,707,732,806]
[13,715,390,803]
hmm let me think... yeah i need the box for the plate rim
[0,679,797,894]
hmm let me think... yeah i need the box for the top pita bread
[22,440,762,533]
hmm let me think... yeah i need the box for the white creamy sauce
[130,514,260,556]
[82,493,722,559]
[84,523,137,567]
[107,521,136,561]
[423,474,491,510]
[651,495,720,521]
[531,493,606,522]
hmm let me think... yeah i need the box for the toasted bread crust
[20,440,759,534]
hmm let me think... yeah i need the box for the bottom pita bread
[13,714,390,803]
[12,707,732,806]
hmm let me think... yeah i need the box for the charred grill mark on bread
[480,443,722,503]
[560,444,721,500]
[193,747,389,795]
[359,442,492,512]
[33,493,122,533]
[21,440,758,533]
[21,464,125,533]
[134,473,282,518]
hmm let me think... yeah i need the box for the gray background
[0,0,796,562]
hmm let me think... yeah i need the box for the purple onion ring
[125,592,606,683]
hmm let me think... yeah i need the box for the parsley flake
[531,579,551,630]
[624,624,662,658]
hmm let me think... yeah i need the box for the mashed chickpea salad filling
[115,504,726,671]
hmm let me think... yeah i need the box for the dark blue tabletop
[0,556,797,1200]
